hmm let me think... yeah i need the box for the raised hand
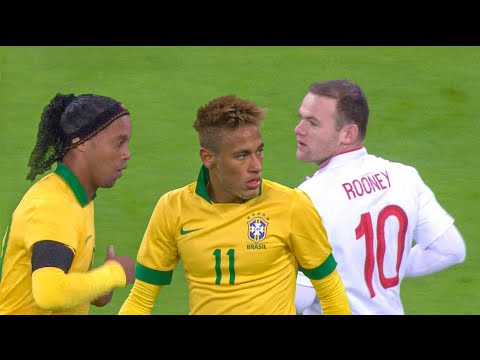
[105,244,135,284]
[90,245,135,307]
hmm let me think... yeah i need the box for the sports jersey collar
[55,161,96,207]
[195,165,211,201]
[314,147,367,176]
[195,165,262,203]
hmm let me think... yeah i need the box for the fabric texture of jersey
[135,165,336,314]
[0,162,96,314]
[296,147,454,315]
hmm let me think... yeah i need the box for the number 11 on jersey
[213,248,236,285]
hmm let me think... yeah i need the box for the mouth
[297,140,306,147]
[116,166,127,177]
[246,178,262,189]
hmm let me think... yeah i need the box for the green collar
[194,165,261,203]
[55,162,96,207]
[194,165,211,202]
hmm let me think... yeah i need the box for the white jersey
[296,147,454,314]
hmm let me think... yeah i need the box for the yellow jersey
[0,162,96,314]
[135,166,336,314]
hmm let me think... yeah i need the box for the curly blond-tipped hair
[193,94,267,153]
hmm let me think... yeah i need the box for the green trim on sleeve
[301,253,337,280]
[136,263,173,285]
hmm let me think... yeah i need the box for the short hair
[308,79,369,141]
[193,94,267,153]
[26,93,129,181]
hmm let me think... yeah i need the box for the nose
[294,121,304,135]
[250,155,262,172]
[123,146,132,161]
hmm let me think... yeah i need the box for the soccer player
[119,94,351,315]
[0,93,135,314]
[293,79,466,315]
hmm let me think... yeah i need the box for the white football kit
[295,147,465,315]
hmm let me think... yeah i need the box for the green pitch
[0,46,478,314]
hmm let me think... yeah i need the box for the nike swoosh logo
[180,226,201,236]
[85,235,93,243]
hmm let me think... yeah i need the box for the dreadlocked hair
[26,93,76,181]
[26,93,128,181]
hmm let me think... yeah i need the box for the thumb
[106,244,115,259]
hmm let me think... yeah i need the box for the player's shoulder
[158,181,196,202]
[366,153,420,177]
[262,178,312,203]
[16,173,80,214]
[262,178,305,196]
[27,172,72,199]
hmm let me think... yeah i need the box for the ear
[199,147,215,168]
[340,123,359,145]
[75,142,88,153]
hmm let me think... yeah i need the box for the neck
[62,153,96,201]
[317,144,363,169]
[207,181,243,204]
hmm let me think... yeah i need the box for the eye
[117,136,129,145]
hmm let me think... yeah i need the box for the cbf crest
[247,213,269,243]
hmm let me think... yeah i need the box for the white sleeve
[295,283,318,314]
[405,224,466,278]
[296,269,314,287]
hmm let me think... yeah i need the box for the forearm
[405,225,466,278]
[119,279,162,315]
[32,261,126,311]
[311,269,351,315]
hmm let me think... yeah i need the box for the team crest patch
[247,215,268,243]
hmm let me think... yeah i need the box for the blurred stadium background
[0,46,477,314]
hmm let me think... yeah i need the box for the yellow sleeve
[119,279,162,315]
[310,269,351,315]
[31,260,126,311]
[24,198,82,251]
[136,194,179,273]
[290,190,333,270]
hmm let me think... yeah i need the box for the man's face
[207,124,264,204]
[294,93,342,167]
[85,114,132,189]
